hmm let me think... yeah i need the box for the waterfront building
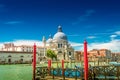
[111,52,120,62]
[75,49,111,61]
[0,26,74,63]
[0,51,34,64]
[42,26,74,61]
[1,43,43,53]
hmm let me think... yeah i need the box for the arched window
[8,59,11,63]
[20,55,24,58]
[58,44,60,48]
[8,55,11,57]
[21,59,23,62]
[69,52,71,55]
[58,44,62,48]
[58,51,62,53]
[61,44,62,48]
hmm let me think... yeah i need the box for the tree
[47,49,57,60]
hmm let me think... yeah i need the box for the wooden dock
[35,64,120,80]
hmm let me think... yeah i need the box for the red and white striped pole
[84,40,88,80]
[33,43,36,80]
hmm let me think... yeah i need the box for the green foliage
[47,49,57,60]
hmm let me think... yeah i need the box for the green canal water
[0,64,32,80]
[0,62,107,80]
[0,63,79,80]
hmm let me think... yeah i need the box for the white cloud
[12,40,43,46]
[0,4,5,8]
[69,41,83,51]
[0,4,6,12]
[79,10,95,21]
[110,35,117,40]
[87,36,96,39]
[70,39,120,52]
[69,41,83,47]
[5,21,22,24]
[88,39,120,52]
[85,10,95,16]
[115,31,120,35]
[68,34,80,37]
[72,9,95,25]
[110,35,117,38]
[0,39,120,52]
[0,43,3,48]
[109,31,120,40]
[0,40,44,49]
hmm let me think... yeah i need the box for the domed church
[42,26,74,61]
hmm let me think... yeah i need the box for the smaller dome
[47,35,53,43]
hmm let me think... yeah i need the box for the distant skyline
[0,0,120,51]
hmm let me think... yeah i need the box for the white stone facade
[0,51,39,64]
[0,26,74,64]
[43,26,74,60]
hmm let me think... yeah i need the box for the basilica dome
[53,26,67,41]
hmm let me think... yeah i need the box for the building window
[8,59,11,63]
[20,59,23,63]
[8,55,11,57]
[58,44,62,48]
[98,52,100,55]
[61,44,62,48]
[22,49,24,52]
[69,52,71,55]
[58,44,60,48]
[58,51,62,53]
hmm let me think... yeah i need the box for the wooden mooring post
[84,40,88,80]
[33,44,36,80]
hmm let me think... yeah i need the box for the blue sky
[0,0,120,51]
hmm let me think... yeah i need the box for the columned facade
[45,26,74,60]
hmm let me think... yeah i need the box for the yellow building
[75,49,111,61]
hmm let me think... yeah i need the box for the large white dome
[53,26,67,41]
